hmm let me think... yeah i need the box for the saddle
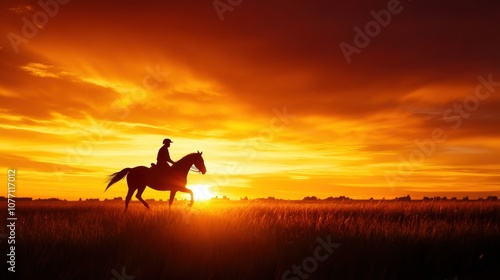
[150,163,171,178]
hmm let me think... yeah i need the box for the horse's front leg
[188,189,194,207]
[180,188,194,207]
[169,190,177,208]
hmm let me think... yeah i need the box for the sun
[190,184,215,201]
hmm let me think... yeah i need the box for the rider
[157,138,175,169]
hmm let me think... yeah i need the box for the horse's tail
[105,168,131,191]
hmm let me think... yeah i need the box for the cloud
[1,0,500,199]
[0,152,90,173]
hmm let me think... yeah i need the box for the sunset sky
[1,0,499,200]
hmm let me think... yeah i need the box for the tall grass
[4,200,500,280]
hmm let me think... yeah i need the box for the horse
[105,151,206,212]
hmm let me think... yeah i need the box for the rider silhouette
[157,138,175,169]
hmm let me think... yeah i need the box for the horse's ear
[197,150,200,154]
[200,151,203,155]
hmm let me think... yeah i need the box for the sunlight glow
[189,184,215,201]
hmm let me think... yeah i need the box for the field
[3,200,500,280]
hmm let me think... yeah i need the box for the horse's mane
[177,153,198,162]
[174,153,200,167]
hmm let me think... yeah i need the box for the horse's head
[193,151,206,174]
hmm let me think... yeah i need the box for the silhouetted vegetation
[324,196,352,201]
[394,195,411,201]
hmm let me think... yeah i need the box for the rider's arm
[166,149,175,164]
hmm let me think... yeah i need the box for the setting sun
[190,184,215,201]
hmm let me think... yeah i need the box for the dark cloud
[1,0,500,199]
[3,0,497,119]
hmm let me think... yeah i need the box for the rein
[190,166,201,173]
[173,153,204,174]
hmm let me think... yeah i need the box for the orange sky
[1,0,500,200]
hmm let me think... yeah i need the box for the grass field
[3,200,500,280]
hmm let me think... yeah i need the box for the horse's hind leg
[124,188,135,213]
[135,185,150,210]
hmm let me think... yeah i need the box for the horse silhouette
[106,151,206,212]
